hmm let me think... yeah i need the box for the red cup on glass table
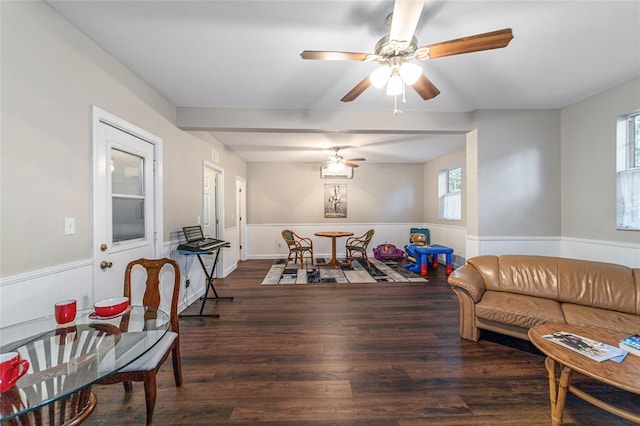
[0,352,29,393]
[55,299,77,324]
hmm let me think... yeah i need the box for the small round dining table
[0,306,170,425]
[314,231,354,269]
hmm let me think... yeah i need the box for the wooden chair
[281,229,314,267]
[345,229,375,268]
[98,258,183,426]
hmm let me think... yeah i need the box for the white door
[202,165,222,273]
[236,178,246,261]
[203,166,219,239]
[93,109,161,302]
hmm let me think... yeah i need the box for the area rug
[261,257,427,285]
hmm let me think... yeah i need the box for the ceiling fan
[326,147,366,171]
[300,0,513,108]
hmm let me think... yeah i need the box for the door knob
[100,260,113,270]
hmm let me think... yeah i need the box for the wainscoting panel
[246,223,469,269]
[465,235,639,268]
[246,223,433,260]
[0,231,239,327]
[0,260,93,327]
[561,237,640,268]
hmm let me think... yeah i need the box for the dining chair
[281,229,314,267]
[98,257,183,426]
[345,229,375,268]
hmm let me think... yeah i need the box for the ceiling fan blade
[389,0,425,48]
[344,161,360,168]
[341,76,371,102]
[346,158,366,162]
[417,28,514,60]
[300,51,371,61]
[412,74,440,100]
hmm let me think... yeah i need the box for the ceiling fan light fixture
[386,73,403,96]
[399,62,421,85]
[370,65,391,88]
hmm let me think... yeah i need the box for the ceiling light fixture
[369,54,422,113]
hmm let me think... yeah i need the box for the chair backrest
[124,258,181,334]
[281,229,298,248]
[362,229,375,246]
[409,228,430,245]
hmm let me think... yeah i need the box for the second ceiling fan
[326,147,365,171]
[300,0,513,104]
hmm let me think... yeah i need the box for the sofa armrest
[447,264,486,303]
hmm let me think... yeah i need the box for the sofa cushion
[561,303,640,335]
[497,255,559,299]
[476,291,565,329]
[558,258,638,315]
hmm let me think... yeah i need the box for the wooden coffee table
[529,323,640,425]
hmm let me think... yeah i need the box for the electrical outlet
[185,279,190,288]
[277,242,282,248]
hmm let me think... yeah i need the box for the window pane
[111,148,144,196]
[447,167,462,193]
[112,197,145,242]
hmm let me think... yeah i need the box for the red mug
[55,299,77,324]
[0,352,29,393]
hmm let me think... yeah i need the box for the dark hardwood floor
[87,259,639,425]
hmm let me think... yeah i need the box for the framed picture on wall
[324,184,347,218]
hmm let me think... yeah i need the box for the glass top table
[0,306,170,422]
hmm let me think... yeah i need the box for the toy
[373,244,405,261]
[405,228,430,274]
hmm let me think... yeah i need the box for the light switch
[64,217,75,235]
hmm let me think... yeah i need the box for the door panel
[94,121,156,302]
[202,166,220,271]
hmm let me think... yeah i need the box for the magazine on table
[619,333,640,356]
[543,331,627,362]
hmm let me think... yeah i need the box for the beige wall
[423,148,466,226]
[474,110,562,237]
[247,162,425,224]
[2,1,637,282]
[561,77,640,244]
[0,1,246,276]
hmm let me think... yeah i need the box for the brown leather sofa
[448,255,640,341]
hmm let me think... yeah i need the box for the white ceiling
[47,0,640,164]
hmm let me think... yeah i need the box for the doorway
[92,107,163,302]
[202,162,223,276]
[236,177,247,261]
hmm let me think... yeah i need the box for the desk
[178,243,233,319]
[314,232,354,269]
[410,244,454,276]
[0,306,169,425]
[529,324,640,425]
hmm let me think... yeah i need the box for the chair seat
[119,331,177,372]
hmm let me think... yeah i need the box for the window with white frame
[438,167,462,220]
[616,111,640,230]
